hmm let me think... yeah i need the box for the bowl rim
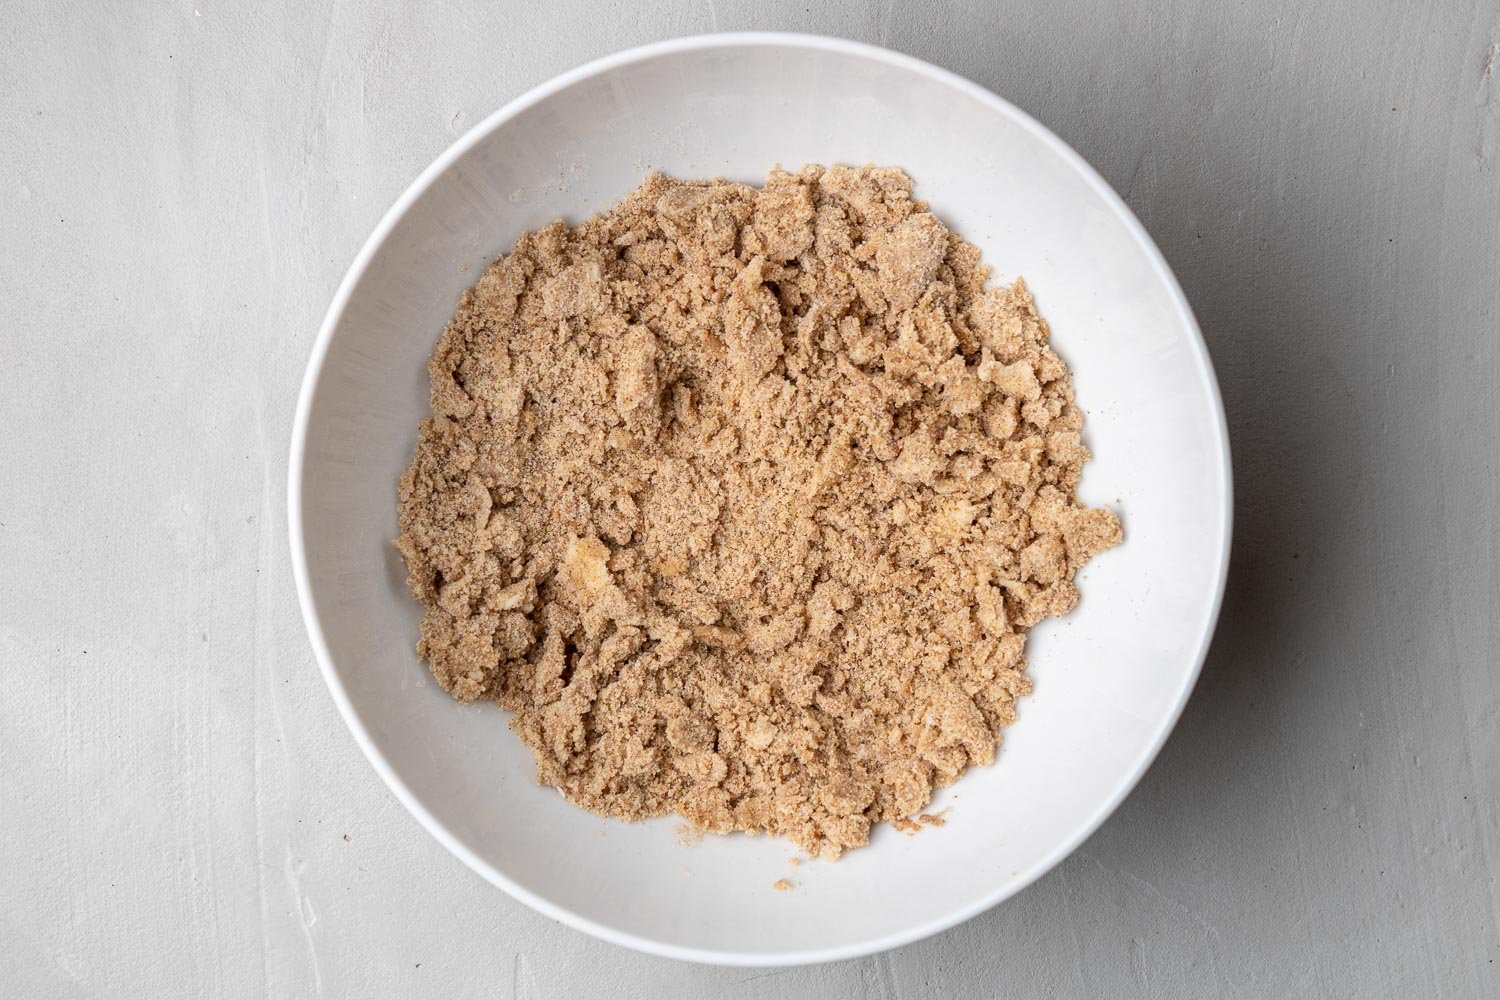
[287,30,1233,967]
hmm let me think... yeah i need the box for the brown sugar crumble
[892,807,953,836]
[772,879,795,892]
[396,165,1121,860]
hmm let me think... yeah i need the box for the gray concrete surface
[2,1,1497,996]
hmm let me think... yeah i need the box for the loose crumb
[674,822,703,848]
[772,879,794,892]
[397,165,1121,860]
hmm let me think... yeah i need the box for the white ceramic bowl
[289,33,1231,966]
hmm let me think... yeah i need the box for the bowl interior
[293,37,1228,964]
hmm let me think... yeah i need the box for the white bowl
[289,33,1231,966]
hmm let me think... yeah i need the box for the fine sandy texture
[396,165,1120,858]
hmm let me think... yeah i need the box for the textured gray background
[3,1,1497,997]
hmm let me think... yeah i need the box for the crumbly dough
[397,165,1121,859]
